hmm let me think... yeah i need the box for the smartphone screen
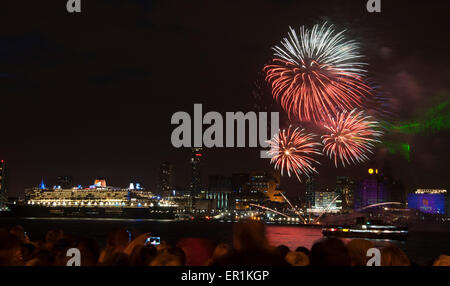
[145,237,160,246]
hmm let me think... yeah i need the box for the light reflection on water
[266,225,323,250]
[264,225,450,265]
[266,225,403,251]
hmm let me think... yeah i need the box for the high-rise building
[157,162,174,198]
[56,176,73,189]
[190,147,203,197]
[0,160,7,208]
[354,168,388,209]
[336,176,355,210]
[304,177,316,208]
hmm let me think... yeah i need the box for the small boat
[322,222,408,241]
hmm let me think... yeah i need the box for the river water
[1,218,449,265]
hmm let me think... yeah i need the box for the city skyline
[3,146,447,201]
[1,0,449,199]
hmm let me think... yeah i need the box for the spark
[267,126,322,181]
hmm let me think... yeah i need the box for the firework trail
[322,109,383,167]
[265,23,371,123]
[267,126,322,181]
[389,95,450,134]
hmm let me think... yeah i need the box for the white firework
[273,22,367,74]
[265,22,371,122]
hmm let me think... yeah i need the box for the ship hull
[1,204,175,220]
[322,225,408,241]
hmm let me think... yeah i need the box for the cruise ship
[1,179,176,219]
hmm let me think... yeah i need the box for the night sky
[1,0,449,198]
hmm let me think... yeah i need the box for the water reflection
[266,225,323,250]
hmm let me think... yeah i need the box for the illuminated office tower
[304,177,316,208]
[355,168,388,209]
[190,147,203,198]
[157,162,174,198]
[336,176,355,210]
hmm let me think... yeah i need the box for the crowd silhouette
[0,220,449,266]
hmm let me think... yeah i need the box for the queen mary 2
[2,178,176,219]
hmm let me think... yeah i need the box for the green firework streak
[383,141,410,162]
[389,96,450,134]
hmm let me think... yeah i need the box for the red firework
[267,126,322,181]
[322,109,383,167]
[264,24,372,123]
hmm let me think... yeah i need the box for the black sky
[1,0,449,197]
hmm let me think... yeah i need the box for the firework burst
[322,109,383,167]
[265,23,371,123]
[267,126,322,181]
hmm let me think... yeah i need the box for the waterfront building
[231,173,253,210]
[207,176,233,211]
[354,168,388,209]
[231,172,261,210]
[336,176,355,210]
[308,188,341,214]
[304,176,315,209]
[157,162,174,198]
[408,189,447,215]
[248,171,284,203]
[231,171,284,210]
[189,147,203,198]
